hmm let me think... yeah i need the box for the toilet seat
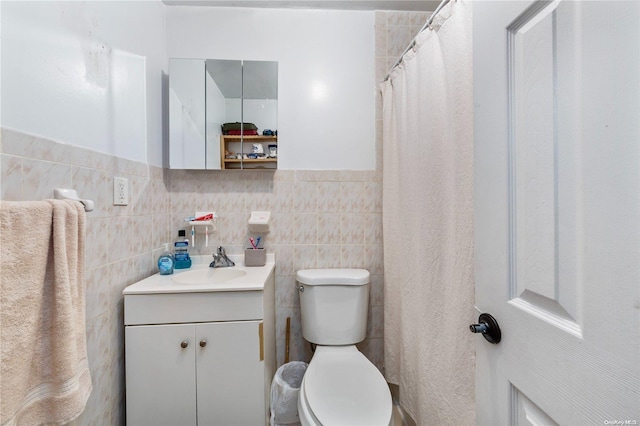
[300,346,392,426]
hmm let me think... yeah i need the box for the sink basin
[172,268,247,285]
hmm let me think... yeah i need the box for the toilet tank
[297,269,370,345]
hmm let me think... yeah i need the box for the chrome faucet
[209,246,235,268]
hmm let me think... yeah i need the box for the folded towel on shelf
[221,121,258,131]
[221,122,258,134]
[225,129,259,136]
[1,200,92,426]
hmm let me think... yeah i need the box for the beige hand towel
[1,200,92,425]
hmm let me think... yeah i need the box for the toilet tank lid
[297,269,370,286]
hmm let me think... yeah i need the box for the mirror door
[238,60,278,170]
[221,60,278,170]
[205,59,242,170]
[169,58,206,169]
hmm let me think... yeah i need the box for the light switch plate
[114,177,129,206]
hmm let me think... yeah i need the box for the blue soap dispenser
[157,243,175,275]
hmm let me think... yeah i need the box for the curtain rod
[383,0,452,82]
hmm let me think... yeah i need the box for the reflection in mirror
[169,58,206,169]
[224,60,278,170]
[205,59,242,169]
[242,60,278,131]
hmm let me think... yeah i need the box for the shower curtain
[381,1,475,424]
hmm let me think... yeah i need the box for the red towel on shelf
[225,129,259,136]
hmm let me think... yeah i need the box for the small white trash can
[269,361,308,426]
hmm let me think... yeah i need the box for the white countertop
[122,253,275,295]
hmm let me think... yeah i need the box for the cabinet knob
[180,340,189,349]
[199,339,207,348]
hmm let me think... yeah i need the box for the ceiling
[162,0,440,11]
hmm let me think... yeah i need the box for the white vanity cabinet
[123,257,275,426]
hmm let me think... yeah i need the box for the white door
[196,321,265,426]
[473,1,640,425]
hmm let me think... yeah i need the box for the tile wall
[0,128,172,424]
[376,10,432,74]
[0,9,427,425]
[167,168,384,368]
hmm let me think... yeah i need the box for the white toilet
[297,269,393,426]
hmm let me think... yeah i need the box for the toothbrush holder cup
[244,248,266,267]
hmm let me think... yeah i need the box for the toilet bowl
[296,269,393,426]
[298,346,392,426]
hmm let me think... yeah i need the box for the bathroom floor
[389,383,416,426]
[392,404,415,426]
[392,406,404,426]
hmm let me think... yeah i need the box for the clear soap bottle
[157,243,175,275]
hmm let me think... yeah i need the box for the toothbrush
[255,236,261,248]
[250,237,257,249]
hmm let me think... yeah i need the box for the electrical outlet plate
[113,177,129,206]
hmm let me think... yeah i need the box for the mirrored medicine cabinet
[169,58,278,170]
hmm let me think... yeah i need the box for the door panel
[125,324,197,426]
[510,0,582,337]
[474,1,640,425]
[196,321,264,426]
[512,385,559,426]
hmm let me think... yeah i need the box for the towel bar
[53,189,95,212]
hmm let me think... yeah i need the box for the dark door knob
[469,313,501,344]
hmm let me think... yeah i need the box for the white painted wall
[0,3,3,132]
[2,3,375,170]
[0,1,166,166]
[166,6,376,170]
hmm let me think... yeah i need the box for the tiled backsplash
[167,168,384,368]
[0,9,425,425]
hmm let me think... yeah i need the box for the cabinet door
[196,321,265,426]
[125,324,197,426]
